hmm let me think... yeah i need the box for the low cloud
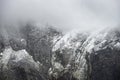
[0,0,120,32]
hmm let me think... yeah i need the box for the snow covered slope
[49,27,120,80]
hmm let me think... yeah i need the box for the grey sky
[1,0,120,32]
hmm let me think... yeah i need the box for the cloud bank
[1,0,120,32]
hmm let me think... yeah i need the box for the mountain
[0,24,120,80]
[50,27,120,80]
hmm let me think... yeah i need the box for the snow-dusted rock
[49,27,120,80]
[0,47,44,80]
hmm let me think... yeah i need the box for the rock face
[49,27,120,80]
[0,47,44,80]
[88,29,120,80]
[0,24,120,80]
[20,24,61,79]
[49,31,89,80]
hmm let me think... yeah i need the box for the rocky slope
[0,24,120,80]
[49,27,120,80]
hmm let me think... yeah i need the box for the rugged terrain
[0,24,120,80]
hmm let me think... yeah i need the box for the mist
[1,0,120,32]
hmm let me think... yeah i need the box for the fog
[1,0,120,32]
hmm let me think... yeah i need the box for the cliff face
[0,25,120,80]
[88,29,120,80]
[49,27,120,80]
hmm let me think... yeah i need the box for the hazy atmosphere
[1,0,120,32]
[1,0,120,80]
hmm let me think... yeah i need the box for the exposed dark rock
[90,49,120,80]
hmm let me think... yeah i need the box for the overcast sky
[1,0,120,32]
